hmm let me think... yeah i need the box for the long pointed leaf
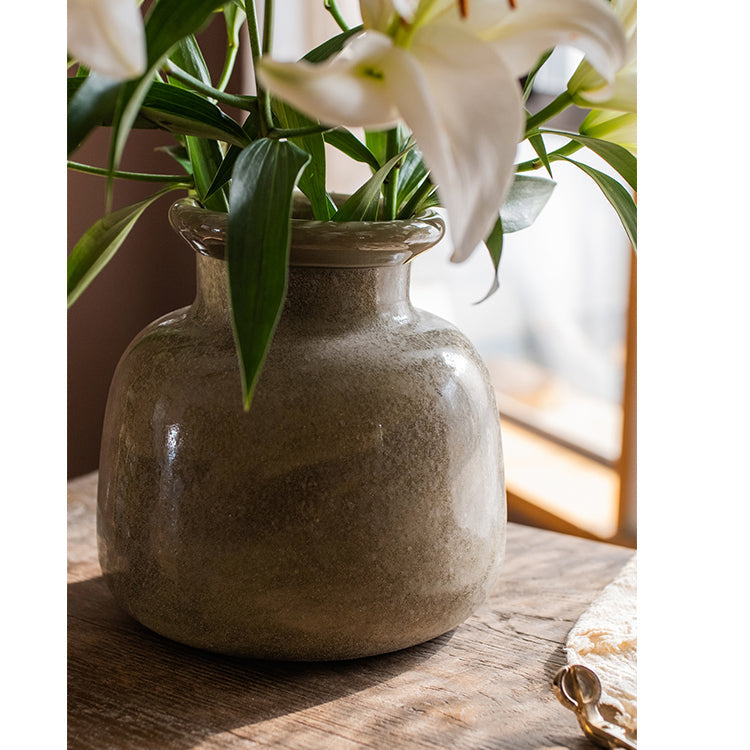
[169,36,229,211]
[324,129,380,171]
[273,99,334,220]
[227,139,311,409]
[67,74,122,155]
[476,215,504,304]
[528,132,553,178]
[204,110,262,199]
[302,26,363,63]
[561,157,637,249]
[185,137,230,211]
[522,49,553,103]
[107,1,226,186]
[67,184,186,307]
[332,147,412,222]
[139,83,248,145]
[544,130,637,192]
[144,0,226,67]
[396,149,430,209]
[205,144,242,199]
[68,77,248,145]
[478,175,556,303]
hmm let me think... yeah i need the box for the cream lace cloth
[565,555,637,734]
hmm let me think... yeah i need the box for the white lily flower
[567,0,636,111]
[258,0,626,262]
[68,0,147,81]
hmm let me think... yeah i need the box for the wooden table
[68,472,634,750]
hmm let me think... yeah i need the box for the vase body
[97,199,506,660]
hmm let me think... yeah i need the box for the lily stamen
[459,0,469,18]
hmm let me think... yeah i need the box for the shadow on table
[68,576,456,749]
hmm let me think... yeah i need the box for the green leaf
[67,74,122,155]
[332,147,412,222]
[185,137,229,211]
[169,30,212,84]
[365,130,387,168]
[106,1,226,187]
[205,144,241,199]
[396,149,431,211]
[561,157,637,249]
[107,77,161,206]
[476,216,504,304]
[273,99,334,220]
[227,139,311,409]
[68,76,156,130]
[303,26,363,63]
[396,150,438,219]
[141,83,248,145]
[169,36,230,211]
[528,132,553,178]
[364,125,409,170]
[500,174,556,233]
[324,129,380,171]
[522,49,553,103]
[144,0,226,67]
[155,144,193,173]
[478,175,556,303]
[204,111,261,199]
[67,184,186,307]
[68,77,248,145]
[543,130,637,192]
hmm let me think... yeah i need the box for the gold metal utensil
[553,664,636,750]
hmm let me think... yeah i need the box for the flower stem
[164,61,257,110]
[217,4,246,92]
[524,90,574,135]
[271,124,334,139]
[67,161,193,185]
[259,0,276,131]
[246,1,274,136]
[324,0,350,31]
[262,0,274,54]
[383,128,400,220]
[216,45,240,93]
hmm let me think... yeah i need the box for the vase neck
[191,255,413,327]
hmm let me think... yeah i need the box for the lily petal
[442,0,626,84]
[257,31,400,129]
[382,23,523,261]
[67,0,146,80]
[567,0,636,110]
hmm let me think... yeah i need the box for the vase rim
[169,196,446,268]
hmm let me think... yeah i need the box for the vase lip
[169,195,446,268]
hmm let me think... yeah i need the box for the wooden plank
[69,472,633,749]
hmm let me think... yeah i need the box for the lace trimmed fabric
[566,555,637,733]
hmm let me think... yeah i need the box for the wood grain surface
[68,472,634,750]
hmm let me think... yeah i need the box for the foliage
[67,0,637,408]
